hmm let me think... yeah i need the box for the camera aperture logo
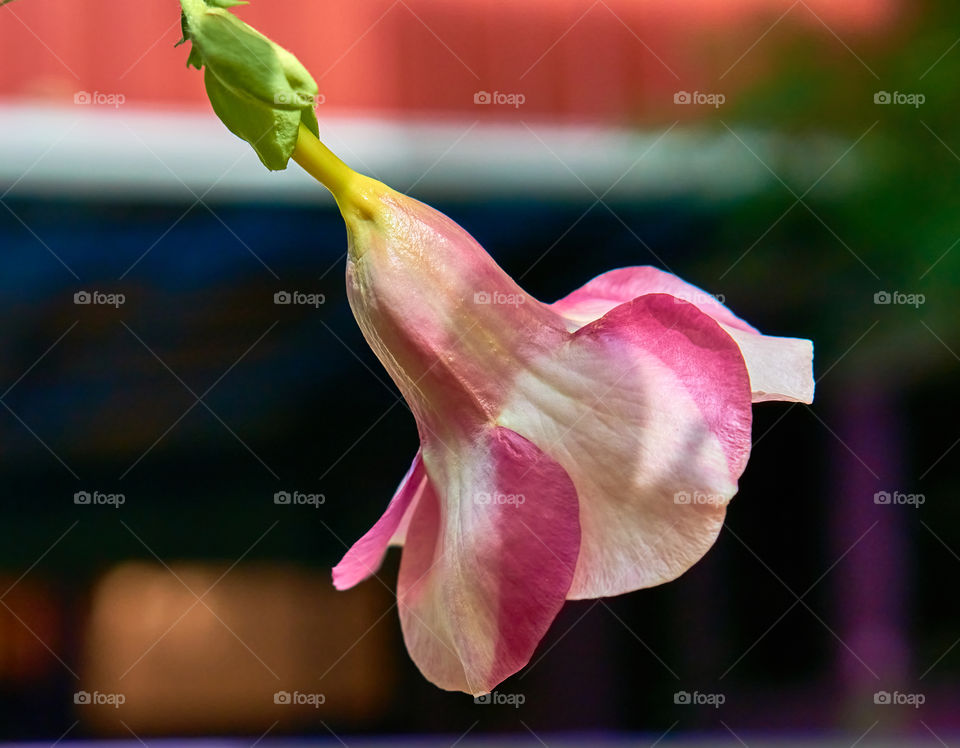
[474,691,525,708]
[672,290,726,306]
[74,291,125,308]
[474,90,526,108]
[274,291,326,308]
[473,290,525,307]
[475,491,526,507]
[74,91,125,108]
[674,91,725,109]
[274,690,325,708]
[674,490,725,506]
[74,690,125,708]
[874,490,924,508]
[274,490,325,508]
[273,92,325,107]
[74,491,125,508]
[874,690,925,708]
[874,91,925,108]
[674,690,725,708]
[873,290,925,308]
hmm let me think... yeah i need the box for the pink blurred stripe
[1,0,898,118]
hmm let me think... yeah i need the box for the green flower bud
[178,0,320,170]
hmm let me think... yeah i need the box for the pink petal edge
[551,266,814,404]
[332,450,426,591]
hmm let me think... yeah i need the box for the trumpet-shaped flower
[160,0,816,699]
[288,125,813,696]
[170,0,815,696]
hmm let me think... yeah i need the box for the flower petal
[721,326,814,404]
[499,294,753,600]
[551,266,756,332]
[332,451,426,591]
[551,266,814,404]
[345,191,569,436]
[397,427,580,694]
[386,451,425,547]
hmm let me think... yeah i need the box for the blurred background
[0,0,958,744]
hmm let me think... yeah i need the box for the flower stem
[291,124,357,200]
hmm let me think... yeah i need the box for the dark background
[1,0,959,742]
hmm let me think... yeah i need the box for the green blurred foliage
[707,0,960,384]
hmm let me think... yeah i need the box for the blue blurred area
[0,193,737,572]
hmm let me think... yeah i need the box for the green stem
[292,124,357,200]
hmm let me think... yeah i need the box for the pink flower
[172,0,813,695]
[315,147,814,696]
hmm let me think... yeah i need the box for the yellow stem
[291,124,357,200]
